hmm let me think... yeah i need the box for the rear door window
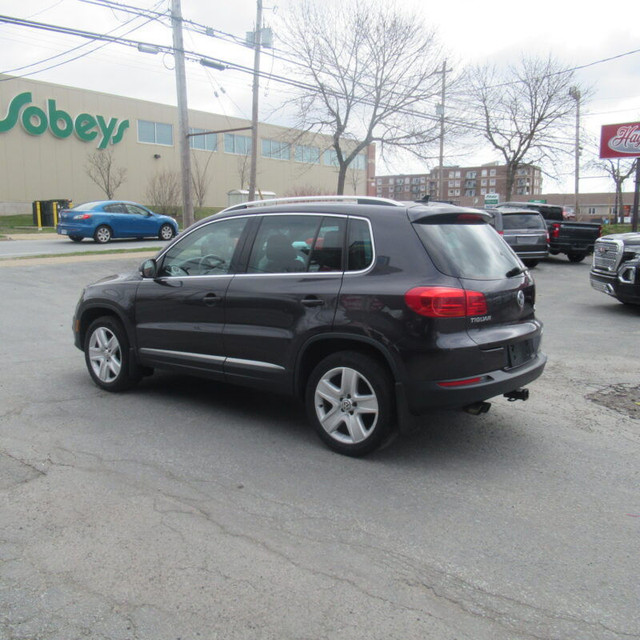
[502,214,546,230]
[247,215,346,274]
[413,219,521,280]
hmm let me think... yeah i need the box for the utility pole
[171,0,194,228]
[436,60,448,201]
[569,86,581,218]
[248,0,263,203]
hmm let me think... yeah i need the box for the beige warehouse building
[0,75,375,213]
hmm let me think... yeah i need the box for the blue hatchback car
[57,201,179,244]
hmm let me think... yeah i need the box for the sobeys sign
[0,92,129,149]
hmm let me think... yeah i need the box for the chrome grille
[593,240,622,272]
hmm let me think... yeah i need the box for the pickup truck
[590,233,640,306]
[497,202,602,262]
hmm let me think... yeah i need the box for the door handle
[203,293,221,306]
[301,296,325,307]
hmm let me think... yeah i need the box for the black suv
[73,197,546,456]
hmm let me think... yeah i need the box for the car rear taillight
[597,225,602,237]
[550,223,561,239]
[405,287,488,318]
[73,213,92,220]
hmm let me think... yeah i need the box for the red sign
[600,122,640,158]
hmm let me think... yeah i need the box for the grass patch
[602,223,634,235]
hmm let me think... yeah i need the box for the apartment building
[372,162,543,207]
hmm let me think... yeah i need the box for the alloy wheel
[88,326,122,383]
[313,366,379,445]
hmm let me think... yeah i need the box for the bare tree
[237,152,251,192]
[591,158,638,224]
[467,56,584,201]
[85,149,127,199]
[191,152,214,210]
[145,170,181,216]
[277,0,444,194]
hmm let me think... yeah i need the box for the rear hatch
[411,211,539,357]
[501,212,548,253]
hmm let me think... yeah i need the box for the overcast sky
[1,0,639,194]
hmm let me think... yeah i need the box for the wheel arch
[76,303,135,351]
[294,334,401,400]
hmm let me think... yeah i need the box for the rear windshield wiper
[506,266,527,278]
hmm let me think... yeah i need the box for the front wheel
[159,224,175,241]
[84,316,141,391]
[94,225,112,244]
[306,351,395,456]
[567,253,586,263]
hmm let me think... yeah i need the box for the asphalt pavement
[0,254,639,640]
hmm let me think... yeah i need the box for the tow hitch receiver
[504,388,529,402]
[463,401,491,416]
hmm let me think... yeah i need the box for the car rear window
[413,219,521,280]
[502,214,545,230]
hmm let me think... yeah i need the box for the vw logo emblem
[516,290,525,308]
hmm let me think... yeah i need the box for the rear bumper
[515,249,548,260]
[57,223,92,237]
[400,350,547,419]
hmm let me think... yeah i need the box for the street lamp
[569,86,581,218]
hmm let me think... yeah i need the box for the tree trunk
[336,164,347,195]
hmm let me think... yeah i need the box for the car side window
[158,218,247,277]
[347,218,373,271]
[126,204,149,216]
[103,204,123,214]
[247,215,323,274]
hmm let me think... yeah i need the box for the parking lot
[1,254,639,639]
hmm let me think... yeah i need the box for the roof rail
[223,195,404,213]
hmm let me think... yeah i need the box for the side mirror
[140,258,157,278]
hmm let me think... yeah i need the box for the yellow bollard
[36,201,43,230]
[53,201,58,228]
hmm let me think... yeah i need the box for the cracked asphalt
[0,255,639,640]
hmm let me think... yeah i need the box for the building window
[352,154,367,170]
[481,169,488,177]
[489,169,496,176]
[324,149,339,167]
[262,139,291,160]
[466,171,477,179]
[137,120,173,146]
[465,189,476,196]
[376,178,382,185]
[189,127,217,151]
[295,145,320,164]
[489,179,496,186]
[224,133,252,155]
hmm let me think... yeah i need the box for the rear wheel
[94,225,112,244]
[567,252,586,263]
[159,223,175,241]
[84,316,141,391]
[306,351,395,456]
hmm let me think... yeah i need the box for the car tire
[94,225,112,244]
[523,260,538,268]
[159,224,175,241]
[69,235,83,243]
[567,253,586,263]
[84,316,141,392]
[306,351,395,456]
